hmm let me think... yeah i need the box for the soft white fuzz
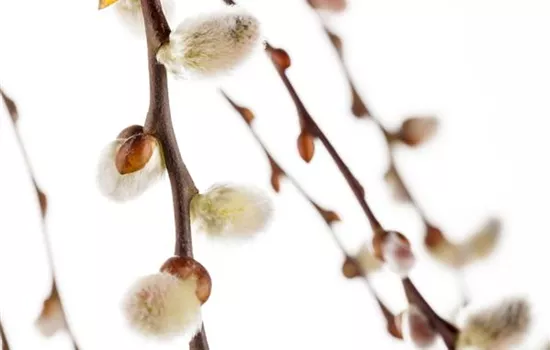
[156,7,261,78]
[382,231,416,277]
[355,243,382,274]
[115,0,174,36]
[96,139,165,202]
[35,295,66,337]
[191,183,273,236]
[123,273,202,339]
[401,305,437,349]
[457,298,531,350]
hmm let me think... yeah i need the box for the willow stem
[139,1,208,348]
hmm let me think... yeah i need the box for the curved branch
[1,87,79,350]
[220,90,400,338]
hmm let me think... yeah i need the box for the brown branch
[318,21,471,306]
[220,90,401,338]
[0,313,9,350]
[138,1,208,349]
[1,88,79,350]
[217,1,458,346]
[263,41,458,350]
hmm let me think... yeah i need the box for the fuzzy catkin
[157,7,261,78]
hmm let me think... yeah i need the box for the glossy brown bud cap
[297,130,315,163]
[115,134,157,175]
[161,256,212,304]
[266,45,291,71]
[341,256,361,279]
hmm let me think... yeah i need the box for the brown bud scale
[161,256,212,304]
[115,134,156,175]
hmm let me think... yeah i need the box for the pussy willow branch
[138,1,209,349]
[220,90,401,339]
[317,17,470,304]
[0,88,79,350]
[220,1,458,347]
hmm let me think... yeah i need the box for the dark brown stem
[319,22,470,305]
[216,2,458,343]
[1,87,80,350]
[139,1,207,348]
[0,314,9,350]
[402,278,458,348]
[220,90,400,337]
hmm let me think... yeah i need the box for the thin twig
[220,90,401,338]
[138,1,208,349]
[217,1,459,346]
[264,42,459,349]
[1,88,80,350]
[318,19,470,304]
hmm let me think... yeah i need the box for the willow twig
[220,90,401,338]
[217,1,459,347]
[1,88,80,350]
[138,0,208,348]
[317,16,470,305]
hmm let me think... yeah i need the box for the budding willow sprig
[97,0,267,348]
[0,88,80,349]
[220,90,402,338]
[309,5,501,305]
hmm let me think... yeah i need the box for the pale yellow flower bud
[191,183,273,237]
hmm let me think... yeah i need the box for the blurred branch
[0,313,9,350]
[316,13,474,306]
[218,1,459,347]
[220,90,401,338]
[138,0,208,348]
[1,87,80,350]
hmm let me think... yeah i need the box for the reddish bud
[0,88,19,123]
[161,256,212,304]
[239,107,255,124]
[342,256,361,279]
[398,116,438,146]
[36,186,48,217]
[266,45,291,71]
[269,158,284,193]
[115,134,157,175]
[397,305,437,348]
[297,130,315,163]
[373,231,415,276]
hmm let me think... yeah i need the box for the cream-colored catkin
[190,183,273,237]
[457,298,531,350]
[157,7,261,78]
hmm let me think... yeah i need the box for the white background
[1,0,550,349]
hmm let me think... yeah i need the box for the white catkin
[123,273,203,339]
[156,7,261,78]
